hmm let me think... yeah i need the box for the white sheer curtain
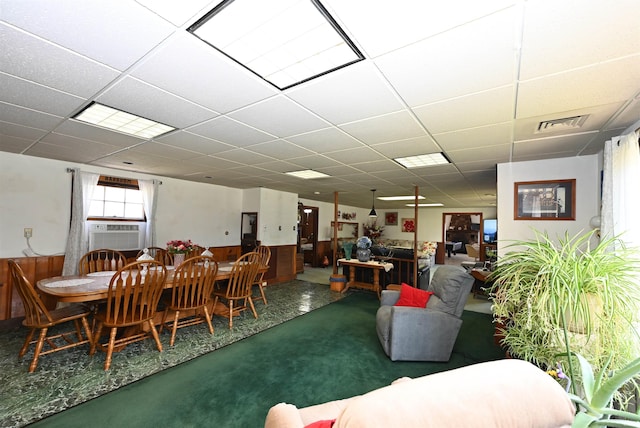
[600,130,640,248]
[62,170,99,275]
[601,129,640,334]
[138,179,159,248]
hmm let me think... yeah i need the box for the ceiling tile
[435,123,512,152]
[370,136,441,158]
[53,120,145,148]
[97,76,218,129]
[286,128,362,152]
[0,121,48,141]
[415,86,514,134]
[286,61,405,124]
[0,102,63,130]
[323,0,517,58]
[374,7,519,106]
[517,55,640,119]
[446,144,511,163]
[0,73,85,116]
[512,133,600,159]
[134,0,213,27]
[131,32,277,113]
[247,139,316,159]
[155,130,233,155]
[129,141,203,160]
[228,95,330,137]
[1,0,176,70]
[520,0,640,80]
[339,110,427,144]
[187,116,276,147]
[1,23,120,98]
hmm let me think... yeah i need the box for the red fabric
[305,420,336,428]
[394,283,433,307]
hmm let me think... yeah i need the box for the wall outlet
[24,228,33,238]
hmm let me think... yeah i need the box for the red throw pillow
[305,420,335,428]
[394,283,434,308]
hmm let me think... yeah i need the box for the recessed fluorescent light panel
[73,103,175,139]
[406,203,444,207]
[394,153,450,169]
[286,169,330,179]
[188,0,364,90]
[378,196,426,201]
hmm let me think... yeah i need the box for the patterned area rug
[0,281,343,427]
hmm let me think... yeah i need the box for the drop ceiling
[1,0,639,209]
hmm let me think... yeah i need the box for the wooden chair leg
[159,308,169,334]
[90,322,103,356]
[29,328,48,373]
[247,297,258,319]
[170,311,180,347]
[258,282,268,305]
[228,300,234,329]
[203,306,214,335]
[148,320,163,352]
[19,328,35,358]
[104,327,118,371]
[80,316,93,349]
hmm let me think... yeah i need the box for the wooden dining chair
[78,249,127,275]
[212,252,261,329]
[136,247,173,265]
[89,260,167,370]
[8,260,93,372]
[252,245,271,305]
[160,256,218,346]
[186,245,206,260]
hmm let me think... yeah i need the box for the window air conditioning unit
[88,222,146,251]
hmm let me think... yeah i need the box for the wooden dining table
[37,262,266,317]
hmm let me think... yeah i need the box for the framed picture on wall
[401,218,415,232]
[385,212,398,226]
[514,179,576,220]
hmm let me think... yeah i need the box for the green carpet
[30,292,504,427]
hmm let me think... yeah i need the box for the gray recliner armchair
[376,265,474,361]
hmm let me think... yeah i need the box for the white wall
[1,152,298,257]
[496,154,600,254]
[256,188,298,246]
[299,196,497,243]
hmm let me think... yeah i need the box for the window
[88,176,145,220]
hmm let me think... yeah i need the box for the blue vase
[356,248,371,262]
[343,243,354,260]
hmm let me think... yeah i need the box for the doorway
[299,205,319,266]
[442,212,483,261]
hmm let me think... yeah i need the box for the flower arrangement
[362,221,384,241]
[421,241,437,256]
[356,236,372,249]
[166,239,195,254]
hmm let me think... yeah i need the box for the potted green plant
[557,353,640,428]
[488,229,640,383]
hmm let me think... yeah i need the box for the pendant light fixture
[369,189,378,218]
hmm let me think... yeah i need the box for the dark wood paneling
[0,246,243,321]
[0,256,65,320]
[264,245,296,285]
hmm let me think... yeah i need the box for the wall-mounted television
[483,219,497,243]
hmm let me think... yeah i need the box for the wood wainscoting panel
[210,246,241,262]
[0,256,65,320]
[264,245,296,285]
